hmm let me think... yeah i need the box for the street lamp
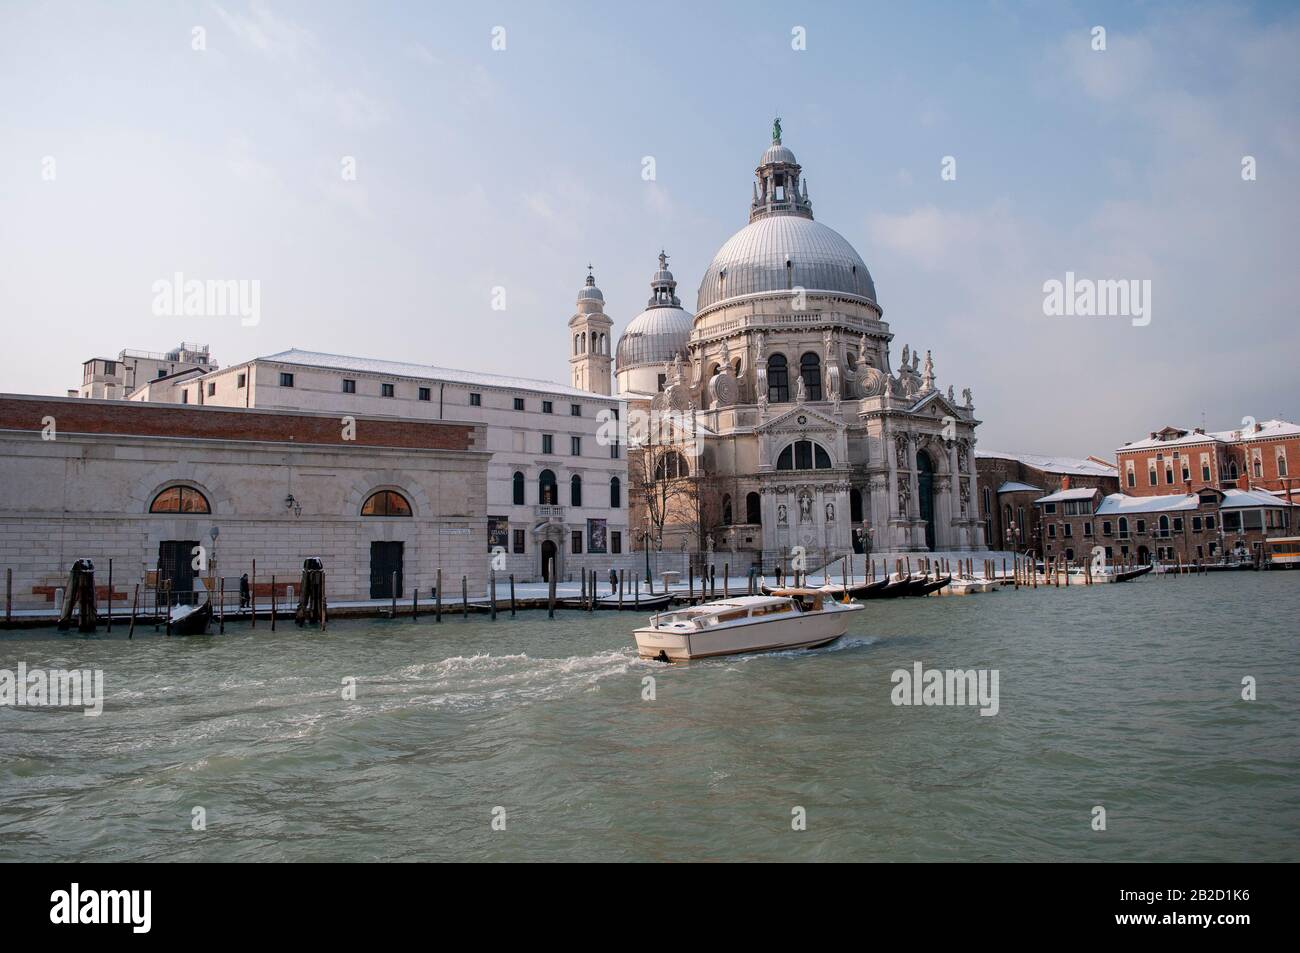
[638,521,653,585]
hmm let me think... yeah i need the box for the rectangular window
[1102,520,1112,536]
[470,392,481,406]
[1083,522,1093,537]
[1149,470,1158,486]
[657,374,666,392]
[1044,503,1057,515]
[1181,465,1190,482]
[1127,470,1136,488]
[1173,517,1183,532]
[1136,520,1146,534]
[570,403,581,417]
[1206,515,1216,530]
[571,531,583,555]
[571,436,581,456]
[381,383,395,398]
[542,400,553,414]
[542,434,553,455]
[237,372,246,388]
[418,387,431,402]
[1192,516,1203,531]
[611,531,622,555]
[1048,525,1056,538]
[513,529,525,554]
[1202,465,1211,481]
[207,382,216,397]
[181,390,189,404]
[279,372,294,387]
[514,397,525,411]
[1064,523,1072,537]
[342,378,356,393]
[610,440,620,459]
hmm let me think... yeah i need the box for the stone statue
[772,116,782,142]
[901,344,910,369]
[825,501,835,521]
[922,350,934,392]
[947,385,955,401]
[959,478,971,515]
[798,493,813,523]
[895,432,910,469]
[962,387,973,407]
[755,330,765,358]
[796,374,807,403]
[898,478,911,515]
[912,351,920,373]
[777,503,788,525]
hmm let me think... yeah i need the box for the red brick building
[1116,419,1300,504]
[976,451,1119,554]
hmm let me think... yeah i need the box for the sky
[1,0,1297,456]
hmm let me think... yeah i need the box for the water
[2,573,1297,862]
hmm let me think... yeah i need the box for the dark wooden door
[370,541,404,598]
[541,540,557,582]
[158,540,200,605]
[916,452,936,551]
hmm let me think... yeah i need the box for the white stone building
[76,343,217,400]
[616,124,986,567]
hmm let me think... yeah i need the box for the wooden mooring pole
[490,571,497,620]
[218,578,224,633]
[5,567,11,624]
[461,575,468,618]
[106,558,113,631]
[128,583,139,639]
[435,568,442,622]
[510,574,517,617]
[390,572,398,619]
[548,563,557,618]
[271,575,277,630]
[413,587,419,620]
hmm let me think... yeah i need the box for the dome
[696,215,877,313]
[760,143,798,166]
[575,269,605,314]
[616,306,692,370]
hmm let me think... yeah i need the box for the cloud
[212,1,317,63]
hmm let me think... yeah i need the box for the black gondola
[1112,564,1153,583]
[908,575,953,597]
[169,598,212,635]
[596,593,675,611]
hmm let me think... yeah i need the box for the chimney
[1061,475,1071,490]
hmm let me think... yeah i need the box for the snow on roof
[1095,493,1201,515]
[1035,487,1100,504]
[1220,488,1294,508]
[253,349,618,401]
[977,450,1116,476]
[1118,419,1300,452]
[997,481,1044,494]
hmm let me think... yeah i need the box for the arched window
[655,451,689,480]
[983,487,992,515]
[1253,455,1263,478]
[746,492,761,524]
[570,474,582,507]
[610,476,621,508]
[1119,517,1129,538]
[776,440,832,471]
[1228,459,1238,479]
[722,494,733,525]
[767,354,789,403]
[800,352,822,401]
[512,471,525,506]
[1004,505,1013,533]
[849,487,863,523]
[539,469,557,505]
[361,490,412,517]
[1159,514,1170,537]
[150,485,211,514]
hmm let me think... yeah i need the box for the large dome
[696,215,877,313]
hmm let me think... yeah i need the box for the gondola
[908,575,953,597]
[169,597,212,635]
[1112,564,1153,583]
[596,593,675,611]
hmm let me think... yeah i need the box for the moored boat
[633,589,862,662]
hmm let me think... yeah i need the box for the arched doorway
[850,487,864,553]
[1137,545,1150,564]
[916,451,936,550]
[541,539,558,582]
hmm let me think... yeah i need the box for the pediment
[906,390,964,419]
[756,403,844,436]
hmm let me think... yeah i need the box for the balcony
[534,505,565,521]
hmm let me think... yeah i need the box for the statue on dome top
[772,117,782,144]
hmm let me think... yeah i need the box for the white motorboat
[633,589,863,662]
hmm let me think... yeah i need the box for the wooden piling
[510,574,517,616]
[617,570,623,610]
[272,575,277,630]
[490,572,497,620]
[413,587,419,620]
[106,558,113,631]
[688,565,694,603]
[435,568,442,622]
[634,576,639,606]
[5,567,10,624]
[547,564,557,618]
[589,570,596,612]
[390,571,398,619]
[251,559,256,628]
[461,576,468,618]
[218,578,224,633]
[723,563,729,598]
[128,583,139,639]
[320,572,327,631]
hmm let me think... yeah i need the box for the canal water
[1,573,1296,862]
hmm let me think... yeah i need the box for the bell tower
[569,266,613,395]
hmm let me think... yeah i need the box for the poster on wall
[487,516,509,552]
[587,518,607,554]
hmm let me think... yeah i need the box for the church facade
[612,124,985,566]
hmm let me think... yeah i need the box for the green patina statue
[772,116,782,143]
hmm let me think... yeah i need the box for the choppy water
[2,573,1297,862]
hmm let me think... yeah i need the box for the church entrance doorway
[541,540,558,582]
[916,451,936,551]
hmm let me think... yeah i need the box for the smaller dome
[575,268,604,314]
[760,143,798,166]
[616,307,692,371]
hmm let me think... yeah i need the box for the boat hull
[634,605,860,662]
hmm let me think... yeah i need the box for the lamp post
[638,521,653,585]
[208,526,219,583]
